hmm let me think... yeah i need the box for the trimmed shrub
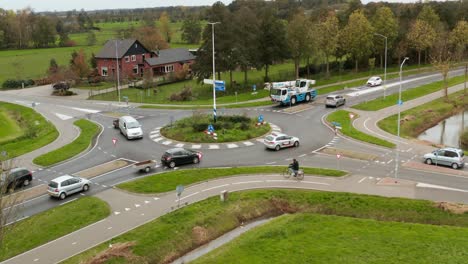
[461,129,468,150]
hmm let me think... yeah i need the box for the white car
[48,175,90,200]
[367,76,382,87]
[264,133,300,151]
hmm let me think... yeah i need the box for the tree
[315,11,339,79]
[287,10,311,79]
[48,58,58,75]
[449,20,468,61]
[372,6,398,69]
[394,39,408,65]
[71,49,90,79]
[342,10,374,72]
[181,16,202,44]
[86,31,97,46]
[159,11,172,43]
[58,32,70,47]
[132,26,168,51]
[407,19,437,67]
[431,30,453,99]
[31,16,56,48]
[417,5,441,31]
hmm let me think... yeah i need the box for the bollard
[220,190,228,202]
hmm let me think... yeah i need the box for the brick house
[95,39,195,79]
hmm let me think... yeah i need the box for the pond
[417,111,467,148]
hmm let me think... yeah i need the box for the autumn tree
[181,16,202,44]
[407,19,437,67]
[431,30,453,99]
[287,10,311,79]
[342,10,374,72]
[315,11,339,79]
[159,11,172,43]
[132,26,168,51]
[372,6,398,69]
[394,39,408,65]
[449,20,468,61]
[71,49,90,79]
[417,5,441,32]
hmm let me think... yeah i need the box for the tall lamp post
[208,22,220,123]
[394,57,409,179]
[374,33,387,99]
[115,40,121,103]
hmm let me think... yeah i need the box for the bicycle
[282,168,304,180]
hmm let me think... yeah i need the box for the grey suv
[1,168,33,193]
[423,148,465,169]
[325,95,346,108]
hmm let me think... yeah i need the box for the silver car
[367,76,382,87]
[423,148,465,169]
[48,175,90,200]
[325,95,346,108]
[264,132,300,151]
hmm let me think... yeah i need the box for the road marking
[256,138,264,142]
[72,242,77,245]
[232,180,263,185]
[80,193,85,196]
[150,130,159,135]
[162,140,173,145]
[202,184,229,192]
[55,113,73,120]
[302,181,331,186]
[103,151,108,154]
[144,200,150,204]
[98,147,101,150]
[141,213,145,216]
[243,141,254,146]
[209,144,220,149]
[285,158,293,161]
[387,159,393,164]
[149,134,159,139]
[180,191,200,201]
[155,127,162,130]
[369,177,374,179]
[191,145,202,149]
[175,143,185,148]
[416,183,468,193]
[110,155,116,158]
[153,137,163,142]
[227,144,239,149]
[358,177,367,183]
[34,259,39,262]
[266,180,293,183]
[107,227,112,230]
[266,161,276,165]
[153,197,159,200]
[406,148,413,152]
[299,154,306,158]
[135,204,141,208]
[124,208,131,211]
[70,107,100,114]
[60,198,77,206]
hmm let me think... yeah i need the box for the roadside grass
[61,190,468,264]
[160,115,270,143]
[378,91,467,138]
[194,213,468,264]
[139,100,272,109]
[117,166,347,194]
[33,119,100,166]
[0,102,58,160]
[0,111,23,144]
[352,75,466,111]
[0,197,110,262]
[74,81,115,90]
[326,110,395,148]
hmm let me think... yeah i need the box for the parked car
[423,147,465,169]
[113,119,119,129]
[325,95,346,108]
[161,148,202,168]
[264,132,300,151]
[366,76,382,87]
[52,81,70,90]
[118,116,143,139]
[47,175,90,200]
[1,167,33,193]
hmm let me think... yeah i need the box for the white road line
[191,145,201,149]
[149,134,159,139]
[285,158,293,161]
[162,140,173,145]
[55,113,73,120]
[98,147,101,150]
[406,148,413,152]
[111,155,117,158]
[358,177,367,183]
[150,130,159,135]
[299,154,306,158]
[153,197,159,200]
[144,200,150,204]
[135,204,141,208]
[180,191,200,201]
[416,183,468,193]
[103,151,108,154]
[387,159,393,164]
[232,181,263,185]
[266,180,293,183]
[302,181,331,186]
[153,137,163,142]
[266,161,276,165]
[175,143,185,148]
[60,198,77,206]
[243,141,254,146]
[155,127,162,130]
[72,242,77,245]
[124,208,131,211]
[107,227,113,229]
[202,184,229,192]
[114,212,121,215]
[227,144,239,149]
[209,145,220,149]
[70,107,100,113]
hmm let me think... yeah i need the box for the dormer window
[131,55,136,61]
[125,56,130,63]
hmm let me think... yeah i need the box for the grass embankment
[62,190,468,264]
[0,102,58,160]
[378,90,467,138]
[33,119,101,166]
[161,114,270,143]
[0,197,110,261]
[0,111,23,144]
[194,212,468,264]
[117,166,347,194]
[353,75,466,111]
[327,110,395,148]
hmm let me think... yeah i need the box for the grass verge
[0,111,23,144]
[33,119,101,166]
[0,197,110,261]
[117,166,347,194]
[326,110,395,148]
[378,90,467,138]
[61,190,468,264]
[0,102,58,160]
[352,75,466,111]
[139,100,272,110]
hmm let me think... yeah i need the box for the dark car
[113,119,119,129]
[52,81,70,90]
[1,168,33,193]
[161,148,202,168]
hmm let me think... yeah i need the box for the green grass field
[326,110,395,148]
[139,100,272,109]
[33,119,101,166]
[0,197,110,261]
[194,213,468,264]
[117,166,347,194]
[0,102,58,160]
[0,111,23,144]
[62,190,468,264]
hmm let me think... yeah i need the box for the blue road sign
[215,80,225,91]
[176,185,184,197]
[258,115,264,123]
[331,121,341,127]
[122,96,129,102]
[253,84,256,91]
[208,124,214,133]
[397,99,403,105]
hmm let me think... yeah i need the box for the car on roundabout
[423,147,465,169]
[161,148,203,168]
[47,175,90,200]
[366,76,382,87]
[325,95,346,108]
[263,132,300,151]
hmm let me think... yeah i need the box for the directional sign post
[336,153,341,170]
[215,80,225,91]
[258,115,264,123]
[208,124,214,133]
[176,185,184,207]
[397,99,403,106]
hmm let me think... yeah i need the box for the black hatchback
[161,148,202,168]
[1,167,33,193]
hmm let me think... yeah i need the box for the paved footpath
[3,173,467,264]
[351,83,467,155]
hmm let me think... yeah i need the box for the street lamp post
[374,33,387,99]
[394,57,409,179]
[208,22,220,123]
[115,40,121,104]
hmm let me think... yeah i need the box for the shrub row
[2,79,35,89]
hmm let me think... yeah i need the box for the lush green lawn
[33,119,101,166]
[326,110,395,148]
[194,213,468,264]
[118,166,347,194]
[0,197,110,261]
[62,190,468,264]
[378,90,467,138]
[0,111,23,144]
[353,75,467,111]
[0,102,59,160]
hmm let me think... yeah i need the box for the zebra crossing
[148,123,282,150]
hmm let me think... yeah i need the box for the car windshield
[369,77,377,81]
[48,182,58,188]
[326,96,335,100]
[272,89,283,96]
[266,136,274,141]
[127,121,140,129]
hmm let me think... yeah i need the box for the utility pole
[115,40,121,104]
[208,22,220,123]
[395,57,409,179]
[374,33,388,99]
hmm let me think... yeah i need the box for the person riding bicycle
[288,158,299,177]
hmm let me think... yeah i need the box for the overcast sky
[1,0,428,12]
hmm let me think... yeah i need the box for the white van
[119,116,143,139]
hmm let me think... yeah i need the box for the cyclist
[288,158,299,177]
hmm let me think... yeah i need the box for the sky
[0,0,234,12]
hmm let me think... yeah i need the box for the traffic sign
[336,153,341,159]
[253,84,256,91]
[112,138,118,146]
[258,115,264,123]
[208,124,214,133]
[397,99,403,105]
[122,96,129,103]
[349,113,355,119]
[215,80,225,91]
[176,185,184,197]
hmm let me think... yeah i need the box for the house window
[165,65,174,73]
[133,65,138,75]
[101,67,108,76]
[125,56,130,63]
[131,55,136,62]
